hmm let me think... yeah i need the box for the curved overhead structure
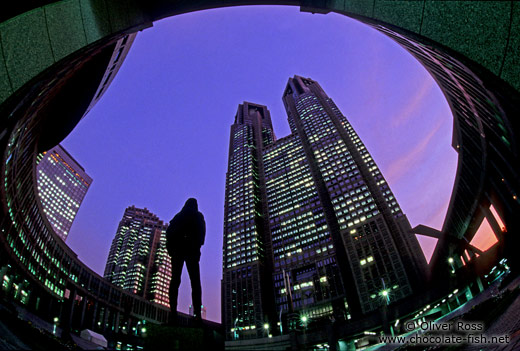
[0,0,519,340]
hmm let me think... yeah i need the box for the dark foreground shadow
[144,320,224,351]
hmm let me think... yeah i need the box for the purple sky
[61,6,457,323]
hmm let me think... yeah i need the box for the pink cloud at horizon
[391,78,434,128]
[385,116,445,185]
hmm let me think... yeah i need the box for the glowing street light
[301,315,309,347]
[380,289,390,305]
[379,278,391,305]
[234,318,239,340]
[53,317,59,335]
[448,257,455,273]
[278,309,283,335]
[263,322,270,338]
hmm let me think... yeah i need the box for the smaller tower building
[104,206,172,307]
[36,144,92,242]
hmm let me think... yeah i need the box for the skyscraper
[222,102,277,339]
[222,76,427,340]
[36,144,92,242]
[104,206,171,307]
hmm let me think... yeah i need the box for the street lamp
[380,289,390,305]
[300,315,309,348]
[380,279,392,336]
[53,317,59,335]
[263,323,270,337]
[448,257,455,274]
[278,309,283,335]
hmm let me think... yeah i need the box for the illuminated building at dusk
[104,206,171,308]
[0,4,518,349]
[36,144,92,242]
[222,76,427,340]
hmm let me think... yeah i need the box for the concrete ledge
[225,334,291,351]
[144,323,224,351]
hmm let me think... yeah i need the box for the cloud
[386,117,444,184]
[428,198,451,230]
[391,78,434,127]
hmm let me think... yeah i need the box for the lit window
[489,204,506,232]
[469,217,498,252]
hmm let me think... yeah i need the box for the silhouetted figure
[166,198,206,324]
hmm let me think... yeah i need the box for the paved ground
[458,275,520,351]
[0,316,30,350]
[461,281,520,351]
[1,275,519,350]
[0,298,73,350]
[371,274,520,351]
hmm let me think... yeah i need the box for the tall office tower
[222,102,277,339]
[223,76,427,340]
[280,76,427,317]
[104,206,172,307]
[36,144,92,242]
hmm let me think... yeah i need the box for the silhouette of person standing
[166,198,206,323]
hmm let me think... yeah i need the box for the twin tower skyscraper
[222,76,427,339]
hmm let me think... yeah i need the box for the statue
[166,198,206,324]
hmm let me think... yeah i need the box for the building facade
[222,76,427,340]
[36,144,92,242]
[104,206,171,308]
[222,102,277,339]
